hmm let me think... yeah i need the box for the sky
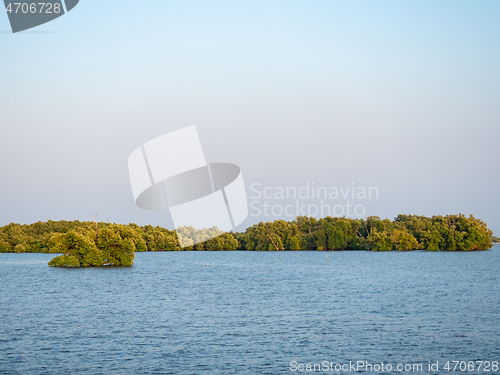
[1,0,499,234]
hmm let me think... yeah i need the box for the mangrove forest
[0,214,496,267]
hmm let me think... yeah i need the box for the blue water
[1,247,499,374]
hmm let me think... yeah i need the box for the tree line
[0,214,494,262]
[234,214,493,251]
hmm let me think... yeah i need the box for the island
[47,224,135,267]
[0,214,495,267]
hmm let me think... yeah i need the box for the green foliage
[0,213,494,258]
[241,220,294,251]
[236,214,493,251]
[289,236,301,250]
[48,255,80,267]
[96,225,136,266]
[390,228,419,251]
[204,233,239,251]
[47,224,138,267]
[0,236,10,253]
[367,229,392,251]
[141,225,180,251]
[176,226,223,249]
[48,231,102,267]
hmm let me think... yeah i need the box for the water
[1,247,499,374]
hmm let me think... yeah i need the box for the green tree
[390,228,419,251]
[48,224,137,267]
[48,231,102,267]
[367,229,392,251]
[97,225,136,266]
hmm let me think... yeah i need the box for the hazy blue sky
[1,0,499,234]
